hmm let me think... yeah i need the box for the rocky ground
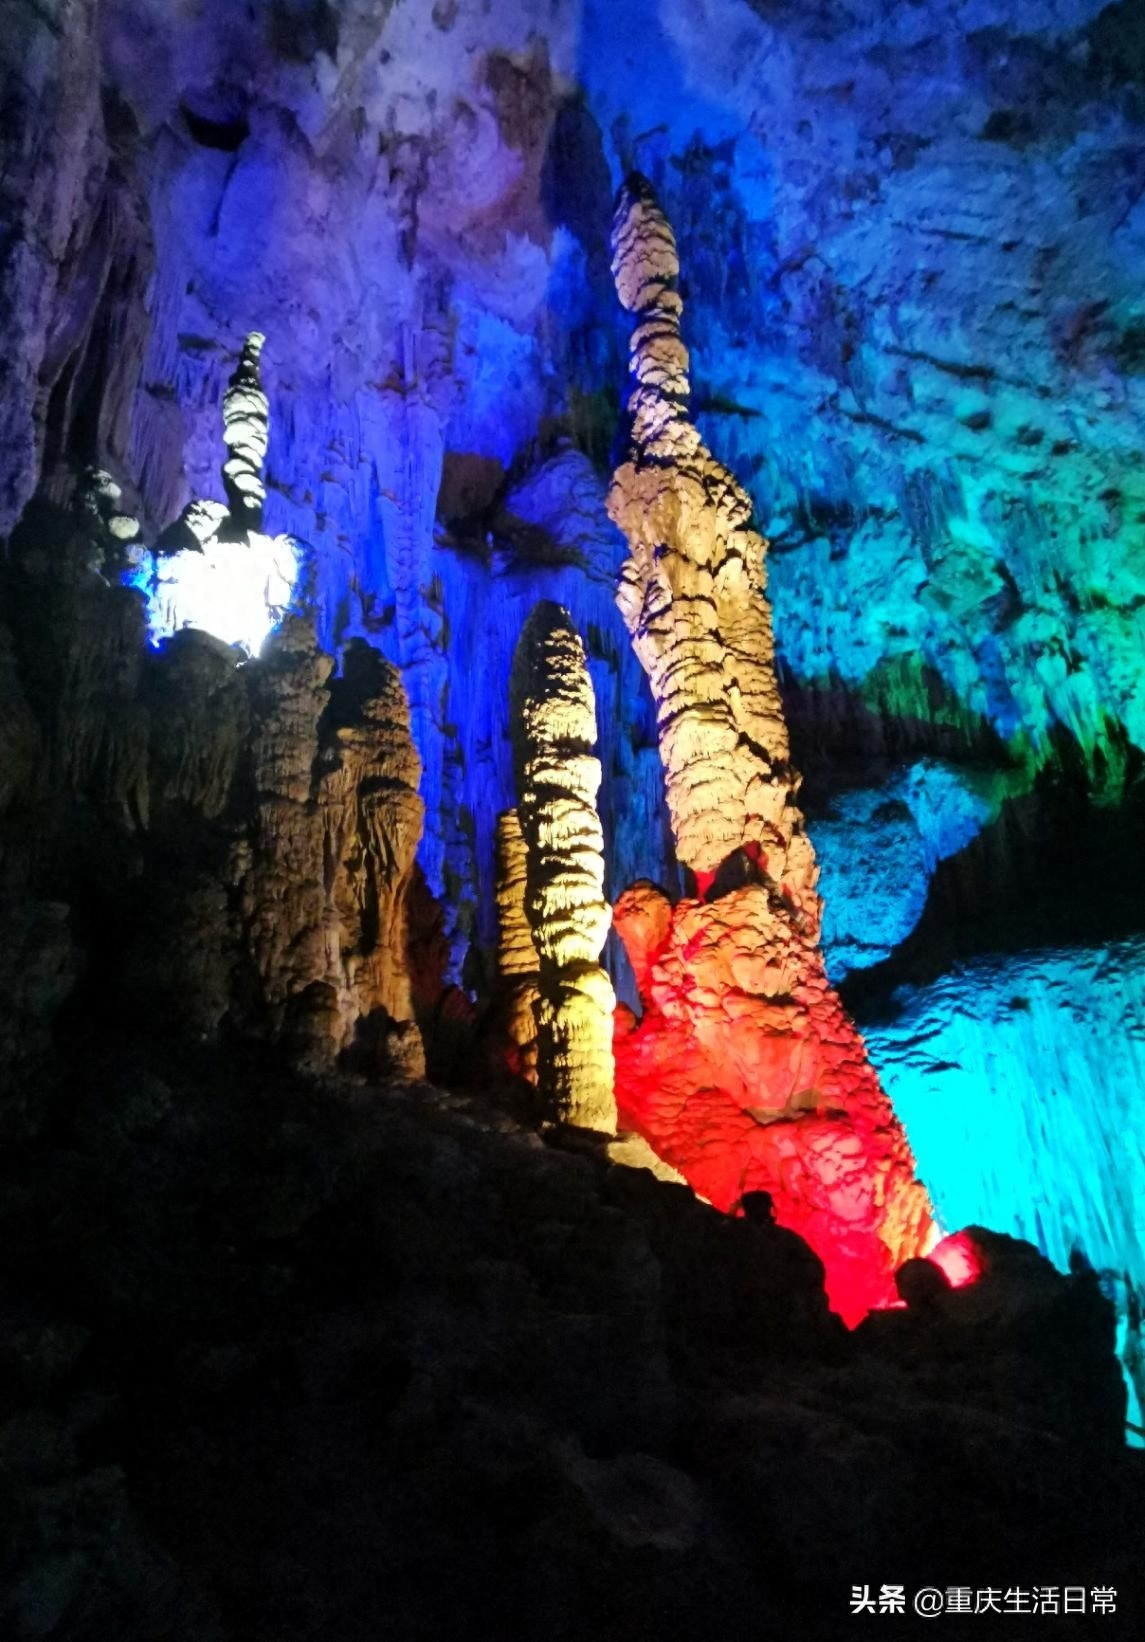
[0,1031,1139,1642]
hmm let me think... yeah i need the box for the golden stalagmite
[606,175,933,1318]
[509,602,617,1131]
[493,807,540,1081]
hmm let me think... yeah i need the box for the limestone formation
[318,638,425,1070]
[141,331,296,654]
[494,808,540,1081]
[509,602,616,1131]
[607,176,934,1318]
[238,623,425,1076]
[607,176,812,903]
[221,332,270,534]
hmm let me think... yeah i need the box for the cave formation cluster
[1,0,1143,1424]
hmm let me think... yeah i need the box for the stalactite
[221,331,269,535]
[606,175,933,1319]
[510,602,616,1132]
[494,807,540,1081]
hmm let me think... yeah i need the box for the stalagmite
[606,175,934,1319]
[494,808,540,1081]
[607,177,810,901]
[221,331,270,535]
[240,623,426,1076]
[133,331,296,655]
[509,602,616,1132]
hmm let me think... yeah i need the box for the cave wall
[2,0,1144,1343]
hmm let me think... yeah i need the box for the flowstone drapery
[509,602,616,1132]
[606,176,934,1320]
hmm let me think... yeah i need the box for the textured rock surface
[613,881,933,1323]
[234,621,426,1074]
[133,328,297,652]
[510,603,616,1130]
[0,554,424,1115]
[606,178,933,1320]
[0,1043,1135,1642]
[220,331,269,534]
[865,935,1145,1428]
[1,0,1142,1423]
[607,175,805,888]
[492,807,539,1081]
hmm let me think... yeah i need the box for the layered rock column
[607,177,816,911]
[142,619,426,1078]
[221,331,269,535]
[509,602,616,1131]
[136,331,296,653]
[606,176,933,1319]
[493,808,540,1082]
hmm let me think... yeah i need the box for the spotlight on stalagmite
[606,174,934,1321]
[509,602,617,1133]
[129,331,298,655]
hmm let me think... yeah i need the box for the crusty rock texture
[493,807,540,1082]
[607,177,933,1319]
[136,619,426,1078]
[0,540,424,1119]
[607,175,812,898]
[509,602,616,1131]
[225,620,420,1070]
[221,331,269,534]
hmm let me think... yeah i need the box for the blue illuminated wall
[866,940,1145,1431]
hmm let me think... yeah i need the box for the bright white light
[130,532,300,656]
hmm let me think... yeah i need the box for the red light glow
[612,884,935,1327]
[927,1230,985,1289]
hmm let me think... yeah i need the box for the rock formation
[607,175,934,1320]
[132,618,427,1078]
[493,807,540,1082]
[221,331,269,535]
[509,602,616,1131]
[608,176,809,896]
[0,339,425,1116]
[136,331,297,655]
[2,0,1142,1396]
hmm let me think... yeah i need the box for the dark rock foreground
[0,1037,1138,1642]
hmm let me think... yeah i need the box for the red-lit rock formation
[606,177,933,1321]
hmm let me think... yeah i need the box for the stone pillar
[606,177,814,915]
[510,602,616,1132]
[606,176,934,1318]
[221,331,269,535]
[494,808,540,1081]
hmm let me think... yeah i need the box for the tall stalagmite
[509,602,616,1132]
[493,808,540,1081]
[606,175,934,1320]
[221,331,270,535]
